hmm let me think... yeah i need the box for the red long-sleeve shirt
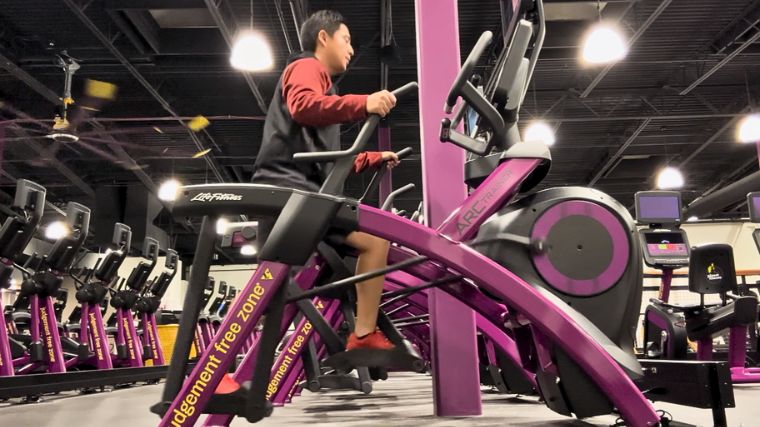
[282,58,385,173]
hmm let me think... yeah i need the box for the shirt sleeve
[282,59,368,127]
[353,151,385,173]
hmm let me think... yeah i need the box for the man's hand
[366,90,397,117]
[381,151,400,169]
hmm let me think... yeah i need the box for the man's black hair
[300,10,346,52]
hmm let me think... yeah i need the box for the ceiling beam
[580,0,672,98]
[0,51,60,105]
[677,105,752,168]
[588,118,651,186]
[203,0,268,113]
[104,0,205,8]
[679,28,760,96]
[274,0,295,55]
[62,0,231,183]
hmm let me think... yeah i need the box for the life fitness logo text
[190,193,242,202]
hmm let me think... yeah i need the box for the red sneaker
[215,374,241,394]
[346,331,396,351]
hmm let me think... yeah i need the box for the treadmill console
[635,191,690,268]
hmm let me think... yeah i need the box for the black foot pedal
[323,341,424,372]
[369,367,388,381]
[150,401,170,417]
[205,389,273,423]
[298,379,322,393]
[314,374,372,394]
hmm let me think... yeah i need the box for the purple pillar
[378,124,392,204]
[415,0,481,416]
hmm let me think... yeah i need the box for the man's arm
[283,58,368,127]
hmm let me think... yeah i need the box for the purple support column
[414,0,481,416]
[378,124,392,204]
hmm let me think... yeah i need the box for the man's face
[321,24,354,75]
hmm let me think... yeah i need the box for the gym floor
[1,372,758,426]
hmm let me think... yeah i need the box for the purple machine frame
[13,294,67,374]
[160,156,661,427]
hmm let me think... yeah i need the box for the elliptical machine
[135,249,179,365]
[108,237,160,368]
[637,191,691,359]
[0,180,47,376]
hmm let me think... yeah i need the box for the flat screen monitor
[635,191,682,224]
[747,192,760,223]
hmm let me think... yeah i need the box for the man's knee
[350,232,389,254]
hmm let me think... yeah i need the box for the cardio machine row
[0,178,178,400]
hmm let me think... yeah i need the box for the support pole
[414,0,481,416]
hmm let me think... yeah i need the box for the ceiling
[1,0,759,258]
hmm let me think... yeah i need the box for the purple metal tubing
[383,272,535,387]
[0,306,14,376]
[727,325,760,383]
[160,262,290,427]
[41,296,66,373]
[359,205,660,426]
[87,303,113,369]
[271,303,342,407]
[194,325,205,356]
[199,261,321,427]
[267,298,339,401]
[697,339,713,361]
[118,309,143,367]
[142,312,166,365]
[660,268,673,302]
[272,358,304,407]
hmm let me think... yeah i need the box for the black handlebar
[293,82,419,163]
[440,31,506,156]
[381,183,415,211]
[394,146,414,160]
[445,31,493,113]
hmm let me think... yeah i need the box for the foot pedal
[298,378,321,393]
[315,374,372,394]
[143,345,154,360]
[369,367,388,381]
[205,388,273,423]
[324,341,424,372]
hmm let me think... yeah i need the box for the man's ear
[317,29,329,48]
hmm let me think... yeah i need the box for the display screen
[751,195,760,222]
[638,195,681,223]
[644,232,688,256]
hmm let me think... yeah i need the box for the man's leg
[344,231,389,337]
